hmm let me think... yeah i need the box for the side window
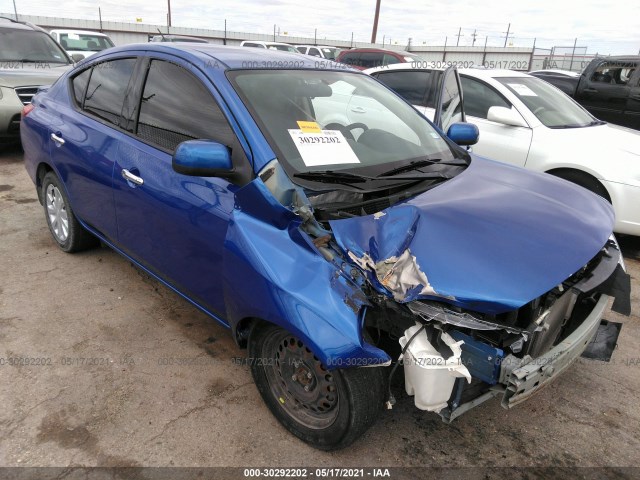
[382,54,400,66]
[308,48,321,57]
[296,46,306,54]
[71,68,92,107]
[439,71,464,132]
[136,59,235,152]
[375,71,432,107]
[460,76,511,119]
[590,61,637,85]
[83,58,136,127]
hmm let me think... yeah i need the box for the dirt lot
[1,143,639,471]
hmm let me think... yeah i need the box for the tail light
[21,104,35,119]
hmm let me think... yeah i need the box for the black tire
[41,171,97,253]
[550,170,611,203]
[248,322,386,450]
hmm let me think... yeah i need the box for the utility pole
[98,7,103,32]
[12,0,18,20]
[371,0,381,43]
[224,19,227,45]
[471,29,477,46]
[273,24,276,41]
[569,37,578,71]
[502,23,512,47]
[455,27,463,46]
[167,0,172,27]
[314,28,317,46]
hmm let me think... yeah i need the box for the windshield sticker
[296,121,322,133]
[507,83,538,96]
[288,130,361,167]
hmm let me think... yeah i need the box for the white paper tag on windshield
[288,130,361,167]
[507,83,537,96]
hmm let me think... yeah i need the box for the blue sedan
[21,44,630,449]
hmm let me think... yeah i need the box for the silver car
[1,17,73,143]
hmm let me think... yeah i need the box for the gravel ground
[1,143,639,472]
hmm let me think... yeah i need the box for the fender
[222,179,390,369]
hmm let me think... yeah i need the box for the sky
[3,0,639,54]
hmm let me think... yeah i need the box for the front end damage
[257,157,631,421]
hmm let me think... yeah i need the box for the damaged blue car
[21,44,631,450]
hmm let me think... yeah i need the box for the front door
[112,56,246,317]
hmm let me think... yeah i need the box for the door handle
[350,106,366,113]
[121,169,144,186]
[50,133,65,145]
[583,88,598,94]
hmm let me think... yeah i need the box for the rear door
[48,56,138,241]
[112,55,250,317]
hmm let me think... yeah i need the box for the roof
[0,17,39,31]
[93,43,348,71]
[364,62,532,79]
[50,29,110,37]
[341,47,412,54]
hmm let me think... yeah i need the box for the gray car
[1,17,73,143]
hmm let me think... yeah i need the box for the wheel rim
[262,330,339,429]
[46,184,69,242]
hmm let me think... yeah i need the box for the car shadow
[618,234,640,260]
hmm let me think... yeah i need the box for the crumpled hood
[329,156,614,315]
[0,64,71,88]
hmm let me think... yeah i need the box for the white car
[366,64,640,236]
[295,45,340,60]
[50,30,114,60]
[239,41,299,53]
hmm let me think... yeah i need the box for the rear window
[83,58,136,127]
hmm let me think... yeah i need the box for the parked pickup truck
[530,56,640,130]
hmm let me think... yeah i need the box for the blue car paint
[22,44,613,371]
[329,156,614,315]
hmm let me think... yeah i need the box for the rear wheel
[42,172,97,253]
[248,322,386,450]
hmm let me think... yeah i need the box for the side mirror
[487,106,528,127]
[71,54,85,63]
[447,122,479,146]
[172,140,233,177]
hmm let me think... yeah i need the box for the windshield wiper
[294,170,457,189]
[377,158,464,177]
[293,171,370,183]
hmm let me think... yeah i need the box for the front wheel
[248,323,386,450]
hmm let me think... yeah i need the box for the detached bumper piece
[581,319,622,362]
[500,294,609,408]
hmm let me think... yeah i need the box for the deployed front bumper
[499,293,609,407]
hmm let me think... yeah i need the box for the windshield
[0,29,71,64]
[322,48,339,60]
[59,32,114,52]
[497,76,597,128]
[269,45,299,53]
[229,69,462,187]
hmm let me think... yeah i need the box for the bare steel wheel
[41,171,97,253]
[248,322,387,450]
[264,330,339,429]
